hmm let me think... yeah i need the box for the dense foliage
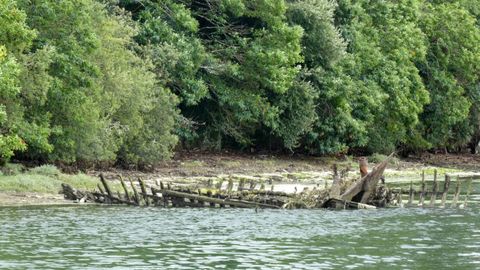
[1,0,479,166]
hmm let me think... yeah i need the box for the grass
[0,164,119,194]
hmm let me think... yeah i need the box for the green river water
[0,198,479,270]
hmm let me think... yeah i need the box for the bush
[28,164,61,177]
[0,163,25,175]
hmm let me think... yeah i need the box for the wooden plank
[324,198,376,209]
[429,170,438,207]
[440,174,451,208]
[341,152,393,203]
[158,189,280,209]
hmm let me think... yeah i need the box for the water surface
[0,202,479,269]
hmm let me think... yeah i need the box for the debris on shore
[61,153,474,209]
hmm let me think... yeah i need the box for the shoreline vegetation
[1,152,479,207]
[1,0,480,172]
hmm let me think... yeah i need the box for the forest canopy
[1,0,479,166]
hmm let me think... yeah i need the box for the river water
[0,201,479,270]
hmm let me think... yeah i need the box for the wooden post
[463,178,473,208]
[150,187,159,206]
[97,184,105,195]
[429,169,438,207]
[249,180,256,191]
[227,179,233,193]
[119,176,131,202]
[138,178,150,206]
[440,174,451,208]
[99,174,113,198]
[215,180,223,190]
[408,181,414,206]
[451,177,462,208]
[418,171,426,206]
[397,188,403,207]
[129,178,140,205]
[237,179,245,191]
[206,190,216,207]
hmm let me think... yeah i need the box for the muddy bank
[2,153,479,206]
[0,192,75,206]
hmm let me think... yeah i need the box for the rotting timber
[61,153,474,210]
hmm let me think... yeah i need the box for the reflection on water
[0,203,479,269]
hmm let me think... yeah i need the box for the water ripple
[0,205,478,269]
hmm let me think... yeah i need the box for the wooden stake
[138,178,150,206]
[129,178,140,205]
[408,181,414,206]
[463,178,473,208]
[451,177,462,208]
[237,179,245,191]
[429,169,438,207]
[97,184,105,195]
[419,171,426,206]
[397,188,403,207]
[99,174,113,198]
[119,176,131,202]
[227,179,233,193]
[440,174,451,208]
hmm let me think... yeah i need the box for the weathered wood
[158,189,280,209]
[429,170,438,207]
[138,178,150,206]
[419,171,426,206]
[341,152,393,203]
[451,178,462,208]
[408,181,414,206]
[397,188,403,206]
[227,179,233,193]
[119,176,131,202]
[440,174,451,208]
[91,192,136,206]
[61,183,91,201]
[324,198,376,210]
[129,178,140,205]
[359,157,368,178]
[249,180,256,191]
[99,174,113,198]
[97,184,105,195]
[237,179,245,191]
[463,178,473,208]
[329,164,343,198]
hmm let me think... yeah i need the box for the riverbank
[1,153,479,206]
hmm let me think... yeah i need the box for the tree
[0,0,35,163]
[417,2,480,150]
[18,0,178,164]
